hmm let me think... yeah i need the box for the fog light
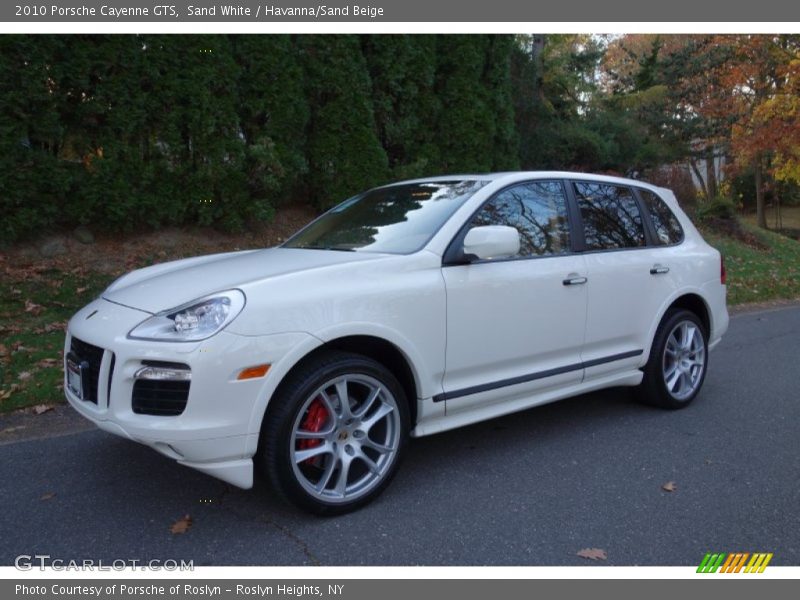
[134,362,191,382]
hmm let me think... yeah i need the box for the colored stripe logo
[697,552,773,573]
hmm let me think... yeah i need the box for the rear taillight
[721,254,727,285]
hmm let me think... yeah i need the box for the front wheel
[258,351,409,515]
[637,309,708,409]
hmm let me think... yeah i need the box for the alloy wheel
[662,320,706,401]
[289,374,402,504]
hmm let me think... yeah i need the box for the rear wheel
[258,351,409,515]
[637,309,708,409]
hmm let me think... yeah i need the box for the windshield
[283,180,487,254]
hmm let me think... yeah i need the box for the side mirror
[462,225,520,261]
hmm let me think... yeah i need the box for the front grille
[132,380,190,416]
[70,337,104,404]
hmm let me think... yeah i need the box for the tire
[258,351,410,515]
[636,308,709,409]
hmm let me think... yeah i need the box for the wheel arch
[291,335,420,426]
[249,332,422,447]
[644,291,712,362]
[667,293,711,337]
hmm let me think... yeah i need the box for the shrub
[696,196,737,222]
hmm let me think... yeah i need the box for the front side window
[284,180,487,254]
[574,182,646,250]
[640,189,684,245]
[469,181,571,258]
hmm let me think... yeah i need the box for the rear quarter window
[640,189,684,245]
[573,181,646,251]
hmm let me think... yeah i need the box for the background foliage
[2,34,800,244]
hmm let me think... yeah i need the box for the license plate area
[66,351,89,401]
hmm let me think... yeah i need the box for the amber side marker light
[237,364,271,380]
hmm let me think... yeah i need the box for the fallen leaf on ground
[0,384,20,402]
[31,404,54,415]
[662,481,677,492]
[18,371,33,381]
[36,358,60,368]
[24,300,44,315]
[32,321,67,334]
[577,548,607,561]
[170,515,193,534]
[76,286,88,294]
[40,492,56,501]
[0,343,8,357]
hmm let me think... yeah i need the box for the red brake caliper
[298,397,329,466]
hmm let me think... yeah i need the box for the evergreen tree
[0,36,67,242]
[152,35,260,230]
[482,35,520,171]
[361,35,441,179]
[433,35,496,173]
[232,35,309,204]
[299,35,388,208]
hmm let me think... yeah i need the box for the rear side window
[573,182,646,250]
[470,181,571,257]
[639,189,684,245]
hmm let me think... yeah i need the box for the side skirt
[411,369,643,437]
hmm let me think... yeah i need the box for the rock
[39,236,67,257]
[73,225,94,245]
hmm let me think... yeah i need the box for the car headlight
[128,290,246,342]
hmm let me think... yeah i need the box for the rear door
[570,180,679,380]
[441,180,588,413]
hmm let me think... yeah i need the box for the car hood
[102,247,385,314]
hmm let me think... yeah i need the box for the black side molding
[432,349,644,403]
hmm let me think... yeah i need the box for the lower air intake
[132,380,190,416]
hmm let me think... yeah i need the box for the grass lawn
[2,216,799,414]
[741,205,800,230]
[0,208,315,415]
[702,222,800,305]
[0,263,115,412]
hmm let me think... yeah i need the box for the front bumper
[64,298,315,488]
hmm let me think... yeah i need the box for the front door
[441,181,588,414]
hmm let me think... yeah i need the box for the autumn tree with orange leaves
[721,36,800,227]
[604,34,800,229]
[701,35,800,228]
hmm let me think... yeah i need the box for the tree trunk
[530,35,546,102]
[755,155,767,229]
[690,159,710,200]
[706,151,718,200]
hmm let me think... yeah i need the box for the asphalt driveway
[1,305,798,566]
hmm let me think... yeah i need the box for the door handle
[650,265,670,275]
[562,276,588,286]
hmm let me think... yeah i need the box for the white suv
[64,172,728,513]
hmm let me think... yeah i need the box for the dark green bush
[696,196,738,222]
